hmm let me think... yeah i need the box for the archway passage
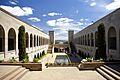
[30,34,33,47]
[91,33,94,46]
[108,27,116,50]
[8,28,16,51]
[34,35,36,47]
[26,33,29,48]
[0,25,5,52]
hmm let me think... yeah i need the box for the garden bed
[78,61,120,70]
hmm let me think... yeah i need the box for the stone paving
[20,67,106,80]
[0,53,106,80]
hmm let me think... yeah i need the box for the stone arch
[34,35,36,47]
[0,25,5,52]
[26,32,29,48]
[88,34,90,46]
[108,27,117,50]
[39,36,40,46]
[37,36,38,46]
[85,35,87,45]
[8,28,16,51]
[83,36,84,45]
[30,34,33,47]
[91,33,94,46]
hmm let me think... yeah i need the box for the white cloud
[9,1,17,5]
[90,2,96,6]
[48,12,62,16]
[0,5,34,16]
[46,20,56,26]
[80,18,89,21]
[42,14,47,17]
[47,17,83,31]
[28,17,41,22]
[55,30,68,40]
[106,0,120,10]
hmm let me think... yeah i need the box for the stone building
[0,8,49,61]
[74,8,120,60]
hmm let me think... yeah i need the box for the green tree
[96,23,106,60]
[18,26,26,61]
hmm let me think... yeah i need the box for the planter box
[78,62,120,70]
[0,63,42,71]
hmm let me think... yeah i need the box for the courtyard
[20,67,106,80]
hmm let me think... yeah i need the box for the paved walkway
[20,67,106,80]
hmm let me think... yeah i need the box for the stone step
[96,68,115,80]
[103,65,120,77]
[0,66,22,80]
[3,67,26,80]
[100,66,120,80]
[11,69,29,80]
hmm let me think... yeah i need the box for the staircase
[47,45,53,54]
[96,64,120,80]
[0,66,29,80]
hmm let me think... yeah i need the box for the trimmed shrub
[0,60,3,63]
[33,58,39,63]
[18,26,26,61]
[96,23,107,60]
[8,57,17,63]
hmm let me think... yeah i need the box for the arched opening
[91,33,94,46]
[39,36,40,46]
[30,34,33,47]
[88,34,90,46]
[8,28,16,51]
[85,35,87,45]
[0,25,5,52]
[37,36,38,46]
[95,32,98,47]
[108,27,116,50]
[34,35,36,47]
[83,36,84,45]
[26,32,29,48]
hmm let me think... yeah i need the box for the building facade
[74,8,120,60]
[0,8,49,61]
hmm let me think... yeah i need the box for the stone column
[106,28,109,60]
[32,35,34,50]
[28,34,30,53]
[16,31,18,56]
[4,32,8,58]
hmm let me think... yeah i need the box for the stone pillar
[32,35,34,50]
[116,28,120,60]
[106,29,109,60]
[16,31,18,56]
[68,30,74,43]
[49,31,55,45]
[4,32,8,58]
[28,34,30,52]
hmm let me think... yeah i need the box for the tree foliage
[18,26,26,61]
[95,23,107,60]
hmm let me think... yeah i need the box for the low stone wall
[47,63,80,67]
[0,63,42,71]
[78,62,120,70]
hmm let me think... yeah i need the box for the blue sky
[0,0,120,40]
